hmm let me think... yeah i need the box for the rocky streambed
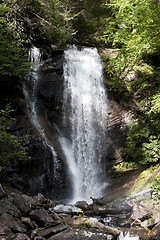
[0,185,160,240]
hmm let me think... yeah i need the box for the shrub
[0,105,30,168]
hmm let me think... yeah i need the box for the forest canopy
[102,0,160,165]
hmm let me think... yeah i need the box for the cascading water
[23,45,108,203]
[23,46,140,240]
[23,46,61,192]
[61,45,108,203]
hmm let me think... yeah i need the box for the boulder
[53,204,81,214]
[38,224,67,238]
[10,193,36,215]
[48,208,62,223]
[0,213,27,233]
[46,228,115,240]
[75,201,90,210]
[0,198,21,218]
[34,193,56,208]
[29,208,55,227]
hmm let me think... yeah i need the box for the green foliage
[0,2,30,105]
[130,165,160,196]
[102,0,160,86]
[0,2,30,77]
[124,67,160,165]
[150,174,160,193]
[41,0,76,43]
[67,0,108,43]
[124,112,160,165]
[2,0,109,44]
[112,161,138,172]
[150,91,160,114]
[101,0,160,166]
[1,0,77,44]
[0,31,29,76]
[77,209,87,229]
[0,105,30,168]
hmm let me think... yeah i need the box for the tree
[0,2,31,105]
[0,105,30,168]
[2,0,77,44]
[0,3,30,76]
[102,0,160,165]
[102,0,160,88]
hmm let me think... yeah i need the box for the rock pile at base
[0,187,119,240]
[0,187,160,240]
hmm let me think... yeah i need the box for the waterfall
[23,45,108,203]
[23,46,61,190]
[61,45,108,203]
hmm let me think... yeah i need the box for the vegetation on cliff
[0,3,31,170]
[0,105,30,171]
[102,0,160,166]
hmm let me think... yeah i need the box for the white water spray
[118,232,139,240]
[62,45,108,203]
[23,46,60,180]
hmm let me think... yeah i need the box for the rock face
[107,99,133,165]
[37,47,133,165]
[7,46,134,202]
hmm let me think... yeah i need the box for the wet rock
[107,100,132,164]
[26,138,54,196]
[48,209,62,223]
[34,193,56,208]
[0,198,21,218]
[53,204,81,214]
[29,208,55,227]
[38,224,67,238]
[0,213,27,233]
[75,201,90,210]
[9,233,31,240]
[47,228,114,240]
[10,193,36,215]
[148,222,160,240]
